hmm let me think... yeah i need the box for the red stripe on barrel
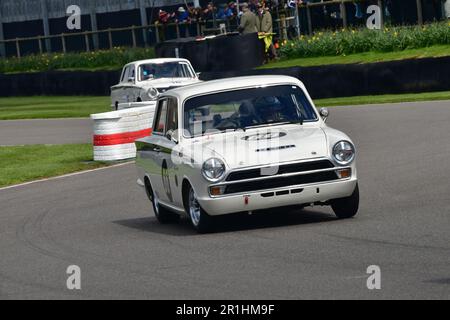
[93,128,152,146]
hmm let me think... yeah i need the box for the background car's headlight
[202,158,226,182]
[147,87,159,99]
[332,141,355,165]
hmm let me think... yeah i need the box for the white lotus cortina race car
[135,75,359,233]
[111,58,200,110]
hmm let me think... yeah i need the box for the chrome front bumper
[198,177,357,216]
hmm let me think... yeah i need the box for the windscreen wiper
[287,118,304,125]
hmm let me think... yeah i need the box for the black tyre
[144,178,179,224]
[186,184,214,233]
[331,183,359,219]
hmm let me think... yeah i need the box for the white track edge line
[0,161,134,191]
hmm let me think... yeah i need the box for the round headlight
[202,158,226,182]
[332,141,355,165]
[147,87,159,99]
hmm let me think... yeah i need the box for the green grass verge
[314,91,450,107]
[263,44,450,68]
[0,96,110,120]
[0,144,109,188]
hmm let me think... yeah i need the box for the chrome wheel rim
[189,188,201,227]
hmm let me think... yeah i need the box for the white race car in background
[110,58,200,110]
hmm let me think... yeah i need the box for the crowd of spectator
[156,2,240,26]
[155,0,449,32]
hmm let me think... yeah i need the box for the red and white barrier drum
[91,102,156,161]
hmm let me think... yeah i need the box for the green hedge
[279,21,450,59]
[0,47,155,74]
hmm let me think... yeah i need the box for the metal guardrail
[0,0,435,59]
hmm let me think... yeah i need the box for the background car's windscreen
[183,85,317,137]
[139,62,193,80]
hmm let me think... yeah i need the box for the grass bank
[0,47,155,74]
[0,96,110,120]
[0,144,109,188]
[279,21,450,59]
[263,44,450,68]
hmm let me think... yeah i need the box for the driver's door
[153,97,181,206]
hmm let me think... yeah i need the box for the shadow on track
[114,207,337,236]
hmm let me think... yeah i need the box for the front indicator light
[336,168,351,179]
[210,186,226,196]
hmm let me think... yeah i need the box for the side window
[120,66,129,83]
[166,98,178,133]
[180,63,193,78]
[154,100,168,134]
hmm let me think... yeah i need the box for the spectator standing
[176,7,189,23]
[239,3,258,34]
[176,7,190,37]
[203,2,216,28]
[257,4,277,60]
[445,0,450,18]
[216,4,228,20]
[257,4,273,34]
[157,9,173,41]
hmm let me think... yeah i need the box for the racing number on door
[161,159,173,202]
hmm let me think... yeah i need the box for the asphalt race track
[0,101,449,299]
[0,119,92,146]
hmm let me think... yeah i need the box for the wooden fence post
[131,26,137,47]
[377,0,384,29]
[340,1,348,29]
[0,13,5,58]
[108,29,113,49]
[61,34,67,53]
[416,0,423,26]
[15,38,21,58]
[38,36,43,54]
[306,6,312,35]
[196,22,201,37]
[175,23,180,39]
[84,33,90,52]
[155,25,160,43]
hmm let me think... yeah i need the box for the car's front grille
[224,171,339,194]
[225,159,334,182]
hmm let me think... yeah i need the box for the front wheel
[187,185,214,233]
[330,183,359,219]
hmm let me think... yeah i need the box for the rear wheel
[145,178,179,224]
[186,185,214,233]
[331,183,359,219]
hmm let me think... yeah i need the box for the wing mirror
[166,130,178,144]
[319,107,329,122]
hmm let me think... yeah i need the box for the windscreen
[139,62,194,81]
[183,85,318,137]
